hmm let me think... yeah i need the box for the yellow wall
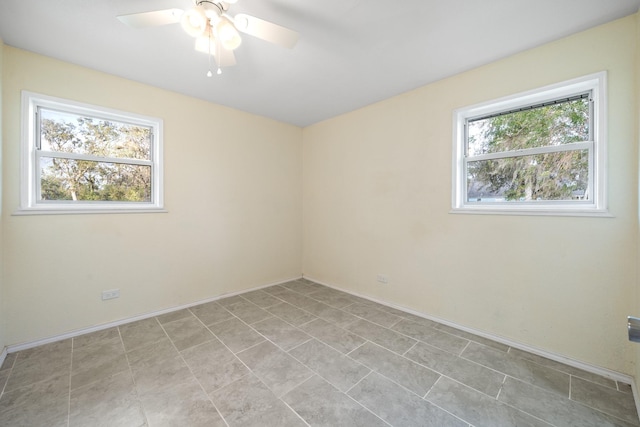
[0,38,4,354]
[635,11,640,393]
[303,15,639,375]
[1,46,303,345]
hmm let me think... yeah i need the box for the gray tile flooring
[0,278,638,426]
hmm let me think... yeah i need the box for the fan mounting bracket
[195,0,228,13]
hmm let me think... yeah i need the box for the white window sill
[13,207,168,216]
[450,207,613,218]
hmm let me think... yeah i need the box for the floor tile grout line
[496,397,557,427]
[571,393,640,426]
[218,349,308,426]
[285,342,372,395]
[345,340,452,402]
[251,309,310,331]
[507,346,622,391]
[563,376,636,420]
[421,373,439,400]
[0,356,15,402]
[0,347,71,407]
[286,337,312,354]
[388,316,404,329]
[222,308,304,355]
[366,364,439,404]
[503,374,640,426]
[350,339,474,395]
[250,316,352,353]
[284,337,314,353]
[420,376,473,427]
[238,288,286,309]
[280,398,312,427]
[345,340,369,358]
[304,313,417,357]
[66,338,73,427]
[118,325,151,427]
[226,293,281,315]
[429,374,554,426]
[154,314,232,427]
[292,315,318,329]
[275,287,382,328]
[344,369,374,395]
[331,373,394,427]
[340,308,471,356]
[233,336,269,356]
[402,340,419,357]
[457,342,578,393]
[276,371,316,399]
[342,307,406,330]
[222,315,329,404]
[441,366,506,398]
[206,371,253,396]
[197,305,319,408]
[459,339,472,355]
[495,374,507,401]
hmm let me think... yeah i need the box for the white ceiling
[1,0,638,127]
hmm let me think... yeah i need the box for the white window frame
[451,72,609,217]
[18,92,165,215]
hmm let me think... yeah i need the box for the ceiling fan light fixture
[181,6,208,37]
[233,15,249,31]
[216,17,242,50]
[194,33,216,54]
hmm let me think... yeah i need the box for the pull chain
[207,27,213,77]
[216,36,222,75]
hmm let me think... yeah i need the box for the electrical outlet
[376,274,389,284]
[102,289,120,300]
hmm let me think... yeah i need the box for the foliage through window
[21,93,163,213]
[452,73,607,216]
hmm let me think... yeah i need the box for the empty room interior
[2,0,640,426]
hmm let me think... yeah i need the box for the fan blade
[216,47,237,67]
[195,39,237,67]
[117,9,182,28]
[233,13,299,48]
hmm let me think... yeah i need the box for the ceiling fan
[117,0,299,75]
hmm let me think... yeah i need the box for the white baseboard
[6,275,303,353]
[303,275,635,385]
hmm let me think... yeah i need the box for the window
[20,92,164,214]
[452,72,608,216]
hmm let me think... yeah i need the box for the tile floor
[0,279,638,426]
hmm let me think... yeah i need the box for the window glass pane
[39,108,151,160]
[466,150,589,203]
[467,97,589,157]
[39,157,151,202]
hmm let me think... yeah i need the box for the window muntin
[20,92,164,213]
[452,72,607,216]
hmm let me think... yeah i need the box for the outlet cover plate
[102,289,120,300]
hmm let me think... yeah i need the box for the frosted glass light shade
[195,34,215,54]
[216,17,241,50]
[181,6,208,37]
